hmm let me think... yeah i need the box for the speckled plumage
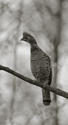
[21,32,52,106]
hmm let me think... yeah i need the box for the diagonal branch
[0,65,68,99]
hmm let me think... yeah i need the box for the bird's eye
[27,36,30,39]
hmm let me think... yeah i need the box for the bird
[20,32,52,106]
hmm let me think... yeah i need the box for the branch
[0,65,68,99]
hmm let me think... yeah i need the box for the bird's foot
[43,82,49,88]
[33,79,37,83]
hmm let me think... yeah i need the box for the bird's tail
[42,88,51,106]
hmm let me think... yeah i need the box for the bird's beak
[20,37,23,41]
[20,37,28,42]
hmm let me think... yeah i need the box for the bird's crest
[23,32,34,38]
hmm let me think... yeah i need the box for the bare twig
[0,65,68,99]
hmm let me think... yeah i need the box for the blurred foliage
[0,0,68,125]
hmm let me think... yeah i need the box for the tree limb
[0,65,68,99]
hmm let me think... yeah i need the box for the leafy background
[0,0,68,125]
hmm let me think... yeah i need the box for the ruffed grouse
[21,32,52,106]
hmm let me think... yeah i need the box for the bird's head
[20,32,37,45]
